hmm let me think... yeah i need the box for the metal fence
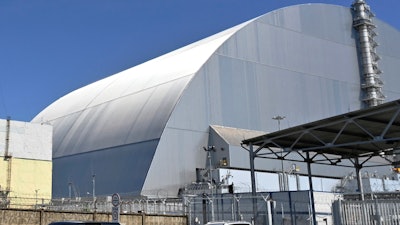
[333,199,400,225]
[1,196,185,215]
[50,197,185,215]
[6,191,400,225]
[183,191,332,225]
[0,195,52,209]
[2,191,336,225]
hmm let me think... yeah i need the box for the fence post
[374,199,382,225]
[40,208,44,225]
[142,212,146,225]
[361,200,368,225]
[332,200,342,225]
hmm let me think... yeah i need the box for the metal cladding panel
[375,20,400,60]
[141,127,208,196]
[213,4,369,128]
[257,4,355,46]
[32,21,243,123]
[32,13,246,198]
[374,20,400,98]
[146,4,400,195]
[52,140,158,198]
[0,119,52,161]
[141,68,215,195]
[32,20,243,159]
[162,68,212,131]
[50,77,191,158]
[50,111,81,156]
[35,75,121,122]
[209,125,266,146]
[218,56,361,126]
[219,10,359,84]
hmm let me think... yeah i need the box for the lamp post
[203,146,215,222]
[92,174,96,201]
[68,182,73,200]
[92,174,97,211]
[272,115,286,191]
[272,115,285,131]
[35,189,39,209]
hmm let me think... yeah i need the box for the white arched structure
[33,4,400,198]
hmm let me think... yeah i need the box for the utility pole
[4,117,12,200]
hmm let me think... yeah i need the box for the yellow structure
[393,167,400,173]
[0,119,52,208]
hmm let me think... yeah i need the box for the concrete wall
[0,209,187,225]
[0,119,52,161]
[0,119,52,204]
[0,157,52,206]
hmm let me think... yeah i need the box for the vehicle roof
[49,222,120,225]
[206,221,251,225]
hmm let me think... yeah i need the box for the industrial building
[32,2,400,199]
[0,118,52,207]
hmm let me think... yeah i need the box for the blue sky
[1,0,399,121]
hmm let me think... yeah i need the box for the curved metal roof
[32,21,251,158]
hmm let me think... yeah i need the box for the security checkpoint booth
[241,99,400,225]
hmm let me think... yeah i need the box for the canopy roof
[242,99,400,168]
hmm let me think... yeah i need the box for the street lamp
[203,146,215,222]
[92,174,97,211]
[272,115,285,131]
[272,115,286,191]
[92,174,96,202]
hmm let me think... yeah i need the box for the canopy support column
[249,143,258,222]
[355,157,365,201]
[306,152,317,225]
